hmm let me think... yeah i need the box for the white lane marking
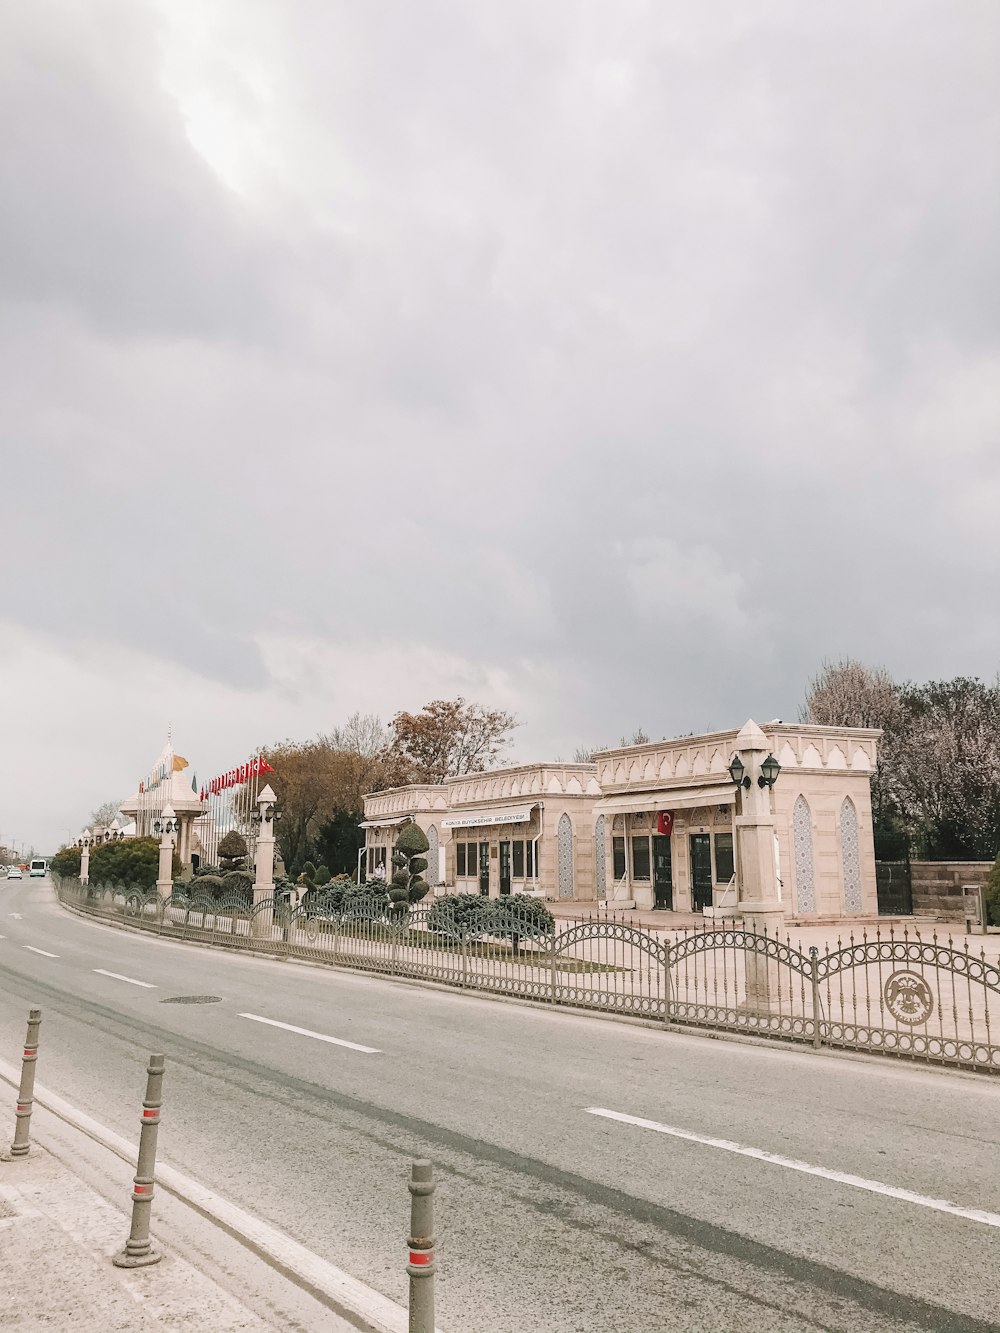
[9,913,23,919]
[0,1057,415,1333]
[239,1012,381,1054]
[23,945,59,958]
[93,969,157,989]
[586,1108,1000,1230]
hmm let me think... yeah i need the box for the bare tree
[386,698,518,784]
[801,659,904,732]
[326,712,388,758]
[573,729,650,763]
[89,800,123,828]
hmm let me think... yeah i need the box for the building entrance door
[478,842,490,896]
[652,835,673,910]
[689,834,713,911]
[499,841,511,895]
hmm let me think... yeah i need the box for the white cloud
[2,0,998,846]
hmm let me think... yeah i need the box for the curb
[0,1057,422,1333]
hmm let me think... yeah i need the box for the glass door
[499,841,511,895]
[652,835,673,910]
[689,834,713,911]
[478,841,490,896]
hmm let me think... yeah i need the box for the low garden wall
[911,860,992,921]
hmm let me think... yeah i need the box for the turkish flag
[657,811,674,837]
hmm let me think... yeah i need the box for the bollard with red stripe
[8,1008,41,1159]
[113,1053,165,1268]
[407,1159,436,1333]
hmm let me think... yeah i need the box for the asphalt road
[1,875,998,1333]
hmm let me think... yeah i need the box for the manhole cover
[160,995,223,1005]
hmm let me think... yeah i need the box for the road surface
[1,875,998,1332]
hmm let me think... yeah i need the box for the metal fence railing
[55,878,1000,1075]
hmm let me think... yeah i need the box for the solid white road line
[0,1057,418,1333]
[585,1107,1000,1231]
[23,945,59,958]
[239,1012,381,1054]
[93,968,157,989]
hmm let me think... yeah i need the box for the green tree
[49,845,82,879]
[314,809,365,878]
[314,865,331,885]
[89,837,178,890]
[985,852,1000,928]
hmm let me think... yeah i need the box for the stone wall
[910,861,992,921]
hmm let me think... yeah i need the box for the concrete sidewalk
[0,1143,272,1332]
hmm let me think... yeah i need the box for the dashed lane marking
[239,1012,381,1054]
[22,945,59,958]
[585,1107,1000,1231]
[93,969,157,989]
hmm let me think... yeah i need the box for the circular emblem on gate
[304,916,320,942]
[883,970,934,1026]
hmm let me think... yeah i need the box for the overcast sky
[2,0,998,852]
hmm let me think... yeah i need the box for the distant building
[361,721,881,920]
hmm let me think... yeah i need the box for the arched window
[840,797,862,912]
[426,824,439,886]
[792,795,815,914]
[594,815,607,900]
[557,813,575,900]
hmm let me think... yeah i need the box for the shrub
[314,865,331,886]
[192,875,226,900]
[427,893,494,935]
[494,893,555,934]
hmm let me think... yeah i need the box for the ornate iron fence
[55,879,1000,1074]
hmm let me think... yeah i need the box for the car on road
[7,867,22,880]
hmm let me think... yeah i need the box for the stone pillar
[80,832,91,886]
[155,805,176,902]
[252,784,278,936]
[732,720,783,1007]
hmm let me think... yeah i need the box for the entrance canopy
[442,804,536,829]
[359,815,413,829]
[593,785,734,815]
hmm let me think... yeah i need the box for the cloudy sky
[2,1,998,851]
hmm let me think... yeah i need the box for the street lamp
[758,753,781,789]
[251,804,282,826]
[729,752,782,790]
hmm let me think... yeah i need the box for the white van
[29,859,46,878]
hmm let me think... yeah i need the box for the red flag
[260,758,275,774]
[657,811,674,837]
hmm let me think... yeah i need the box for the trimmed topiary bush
[388,823,430,911]
[218,831,248,871]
